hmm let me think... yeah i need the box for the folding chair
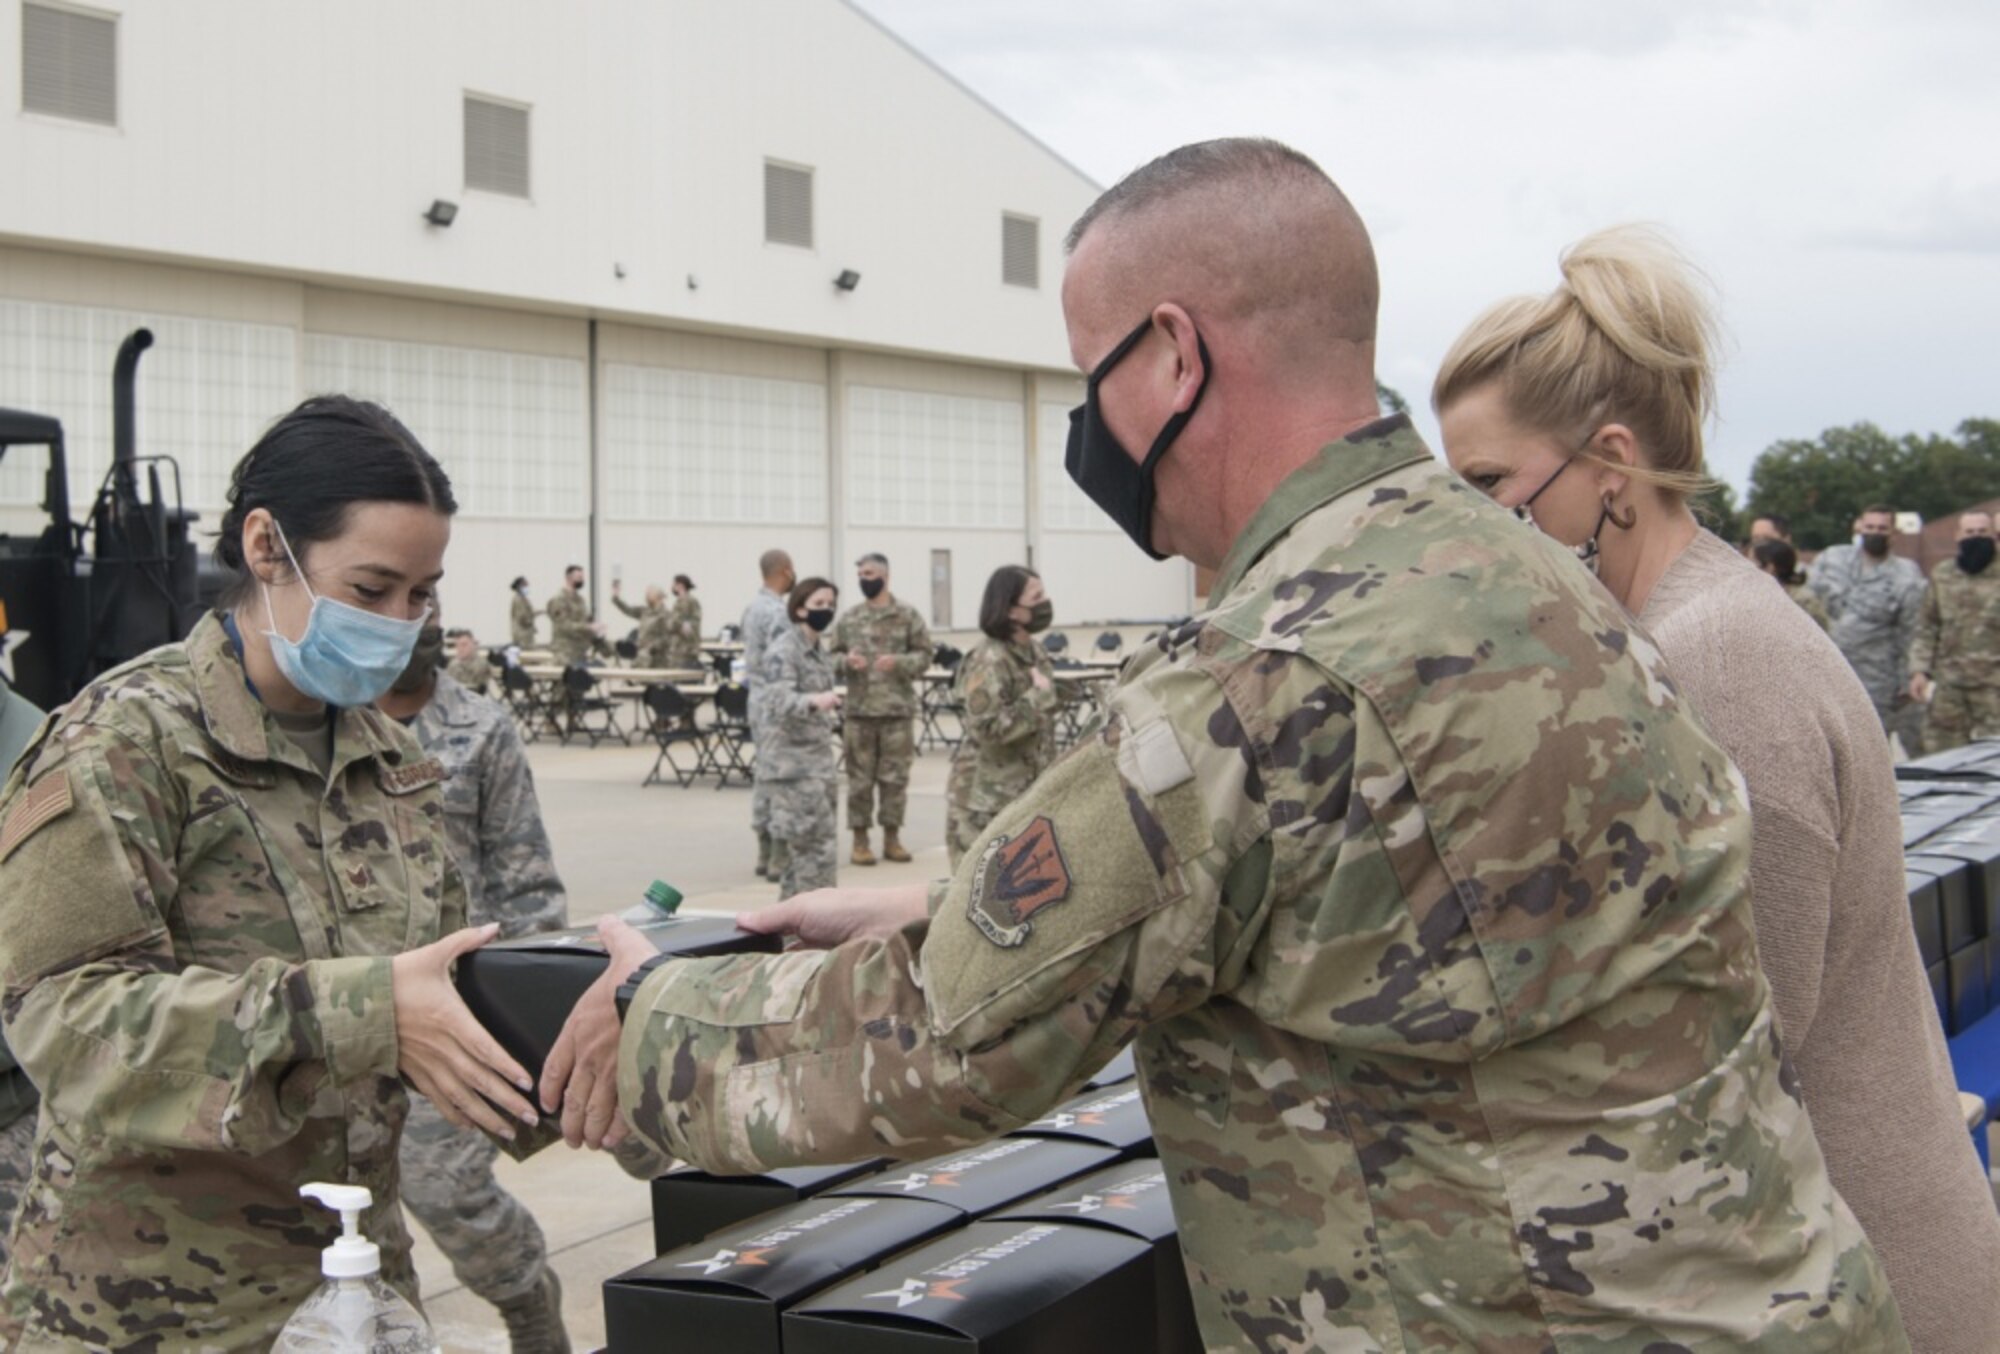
[1094,630,1123,656]
[501,663,554,743]
[560,664,629,747]
[640,684,710,788]
[1042,631,1070,657]
[701,682,757,788]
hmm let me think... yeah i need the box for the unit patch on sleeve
[966,815,1073,948]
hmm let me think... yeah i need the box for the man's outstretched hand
[540,915,658,1151]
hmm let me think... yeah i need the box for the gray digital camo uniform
[741,587,792,845]
[752,624,839,899]
[398,672,567,1310]
[619,418,1904,1352]
[1812,542,1928,749]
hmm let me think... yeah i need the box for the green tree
[1376,381,1409,417]
[1690,479,1744,543]
[1744,419,2000,551]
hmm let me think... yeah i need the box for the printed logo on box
[1044,1168,1168,1217]
[876,1138,1042,1193]
[674,1198,880,1276]
[862,1226,1062,1309]
[1029,1087,1142,1132]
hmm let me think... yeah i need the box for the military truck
[0,328,223,709]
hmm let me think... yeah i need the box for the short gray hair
[855,552,888,570]
[1066,137,1336,253]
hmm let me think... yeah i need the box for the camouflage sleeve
[0,735,398,1156]
[959,649,1056,750]
[1896,568,1926,671]
[895,609,933,679]
[473,719,568,939]
[826,611,852,659]
[616,656,1289,1171]
[612,595,643,620]
[1909,576,1942,677]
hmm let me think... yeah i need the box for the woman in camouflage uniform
[611,580,674,669]
[753,577,843,899]
[0,397,539,1351]
[1753,539,1832,632]
[667,574,704,670]
[945,566,1061,867]
[509,575,538,649]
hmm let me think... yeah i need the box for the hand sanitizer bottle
[273,1183,440,1353]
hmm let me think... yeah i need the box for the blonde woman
[1433,226,2000,1350]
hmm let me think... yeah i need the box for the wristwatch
[615,953,674,1022]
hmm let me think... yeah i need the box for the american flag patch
[0,771,74,864]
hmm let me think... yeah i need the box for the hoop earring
[1603,495,1637,531]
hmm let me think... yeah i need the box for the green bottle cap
[643,880,683,916]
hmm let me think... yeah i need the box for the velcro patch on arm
[1120,719,1195,797]
[0,771,73,864]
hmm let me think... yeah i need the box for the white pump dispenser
[275,1182,438,1354]
[300,1183,382,1280]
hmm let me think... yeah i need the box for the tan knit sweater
[1640,530,2000,1351]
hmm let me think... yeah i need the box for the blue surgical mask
[260,522,430,707]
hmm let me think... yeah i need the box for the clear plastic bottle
[274,1183,440,1354]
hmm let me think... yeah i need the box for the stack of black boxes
[1899,742,2000,1037]
[603,1048,1205,1352]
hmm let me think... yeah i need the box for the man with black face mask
[1910,507,2000,751]
[558,138,1905,1351]
[376,612,572,1352]
[829,553,931,865]
[1811,504,1928,750]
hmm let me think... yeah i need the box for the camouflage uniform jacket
[751,626,837,783]
[667,594,704,670]
[741,588,790,694]
[829,598,931,718]
[0,676,44,1132]
[1784,580,1832,632]
[546,587,596,664]
[617,417,1903,1352]
[613,596,674,669]
[510,590,538,649]
[1811,545,1927,706]
[0,611,463,1350]
[413,672,568,940]
[445,655,490,693]
[951,635,1060,821]
[1909,558,2000,690]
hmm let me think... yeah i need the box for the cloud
[849,0,2000,489]
[1818,180,2000,256]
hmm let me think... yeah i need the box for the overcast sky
[854,0,2000,492]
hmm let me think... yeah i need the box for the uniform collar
[192,611,412,773]
[1209,414,1433,600]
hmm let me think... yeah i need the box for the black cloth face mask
[859,577,885,600]
[1959,536,1997,575]
[1065,316,1212,560]
[803,608,836,633]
